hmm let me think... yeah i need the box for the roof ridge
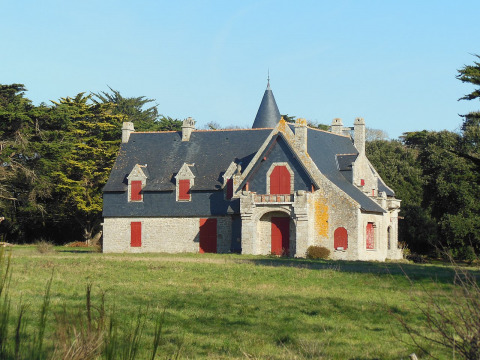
[133,131,179,134]
[192,128,272,132]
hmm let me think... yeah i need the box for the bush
[36,240,54,254]
[406,252,428,264]
[306,246,330,260]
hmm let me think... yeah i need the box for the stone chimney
[294,118,308,153]
[353,117,365,156]
[122,122,135,143]
[182,117,195,141]
[330,118,344,135]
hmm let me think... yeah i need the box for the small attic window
[175,163,195,202]
[178,179,191,201]
[130,181,142,201]
[127,164,147,203]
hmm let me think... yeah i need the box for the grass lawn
[4,246,476,359]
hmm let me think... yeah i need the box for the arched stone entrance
[257,211,296,256]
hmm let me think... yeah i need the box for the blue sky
[1,0,478,139]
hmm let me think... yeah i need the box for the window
[387,226,392,250]
[270,165,291,194]
[130,222,141,247]
[130,180,142,201]
[360,179,365,186]
[226,178,233,200]
[366,222,375,250]
[334,227,348,250]
[178,179,191,201]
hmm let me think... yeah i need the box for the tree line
[0,86,181,243]
[1,56,479,259]
[367,55,480,259]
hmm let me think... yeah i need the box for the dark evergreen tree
[92,87,181,131]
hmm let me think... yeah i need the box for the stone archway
[256,211,296,256]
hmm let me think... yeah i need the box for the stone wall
[307,187,360,261]
[103,216,232,253]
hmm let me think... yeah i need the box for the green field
[3,246,475,359]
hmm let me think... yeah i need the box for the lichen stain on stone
[314,197,328,237]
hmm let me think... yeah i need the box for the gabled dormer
[127,164,148,202]
[175,163,195,201]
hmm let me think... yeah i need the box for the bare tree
[392,260,480,359]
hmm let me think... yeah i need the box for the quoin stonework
[102,81,402,261]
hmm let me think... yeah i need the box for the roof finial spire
[267,69,270,90]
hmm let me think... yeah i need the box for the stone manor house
[102,82,402,261]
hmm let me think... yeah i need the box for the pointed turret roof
[252,79,281,128]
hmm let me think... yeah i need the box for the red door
[366,222,374,249]
[199,218,217,253]
[270,166,290,194]
[271,217,290,255]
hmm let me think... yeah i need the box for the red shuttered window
[366,222,375,249]
[178,179,191,201]
[130,222,141,247]
[270,166,291,195]
[334,227,348,250]
[130,181,142,201]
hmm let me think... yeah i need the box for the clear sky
[1,0,478,139]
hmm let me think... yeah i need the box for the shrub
[36,240,54,254]
[406,252,428,264]
[306,246,330,260]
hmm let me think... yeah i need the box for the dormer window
[178,179,191,201]
[175,163,195,202]
[127,164,148,202]
[130,181,142,201]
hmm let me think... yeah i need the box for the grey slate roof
[305,128,386,213]
[103,129,271,192]
[252,82,281,129]
[104,126,388,213]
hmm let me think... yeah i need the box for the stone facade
[103,114,402,261]
[103,216,232,254]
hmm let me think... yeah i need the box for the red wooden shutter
[178,179,190,200]
[131,181,142,201]
[334,227,348,249]
[226,178,233,200]
[130,222,141,247]
[199,218,217,253]
[270,166,290,195]
[366,222,374,249]
[271,217,290,255]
